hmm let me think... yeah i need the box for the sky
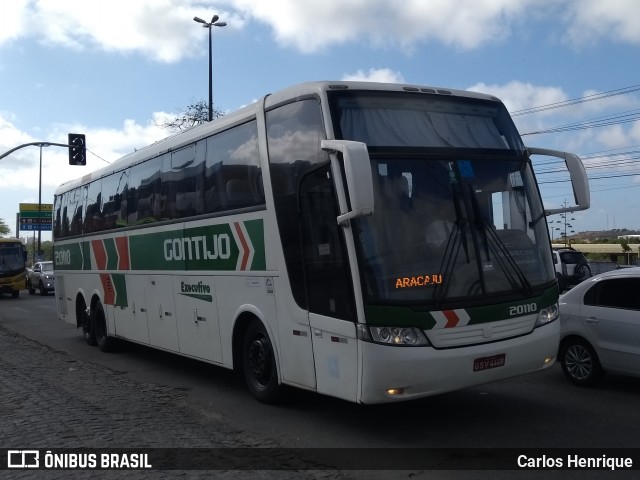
[1,0,640,242]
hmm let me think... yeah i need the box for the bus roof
[54,80,503,196]
[0,237,23,243]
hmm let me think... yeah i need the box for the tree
[155,99,224,133]
[0,218,10,236]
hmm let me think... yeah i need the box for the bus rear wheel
[242,320,281,404]
[80,302,96,346]
[92,302,113,352]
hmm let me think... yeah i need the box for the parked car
[27,261,55,295]
[552,247,591,292]
[588,260,621,275]
[558,267,640,386]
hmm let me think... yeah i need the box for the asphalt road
[1,291,639,479]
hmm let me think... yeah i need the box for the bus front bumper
[358,321,559,404]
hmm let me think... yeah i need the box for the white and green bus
[53,81,589,404]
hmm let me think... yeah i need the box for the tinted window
[101,169,129,230]
[63,188,83,237]
[584,278,640,310]
[54,120,262,238]
[266,98,330,309]
[53,194,64,239]
[298,165,354,319]
[162,143,206,219]
[128,158,162,225]
[84,180,102,234]
[204,120,263,212]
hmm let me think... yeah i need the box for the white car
[558,267,640,386]
[27,261,55,295]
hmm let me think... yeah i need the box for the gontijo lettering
[164,234,231,261]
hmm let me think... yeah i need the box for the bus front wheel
[242,320,281,404]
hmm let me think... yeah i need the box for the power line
[522,110,640,136]
[510,84,640,116]
[87,148,111,165]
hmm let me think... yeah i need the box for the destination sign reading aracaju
[53,219,265,272]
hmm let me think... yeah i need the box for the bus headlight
[535,303,559,328]
[358,325,430,346]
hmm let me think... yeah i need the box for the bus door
[298,165,359,402]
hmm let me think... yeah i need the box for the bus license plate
[473,353,506,372]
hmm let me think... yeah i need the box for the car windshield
[42,263,54,272]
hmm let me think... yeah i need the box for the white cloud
[341,68,405,84]
[2,1,640,61]
[35,0,217,62]
[564,0,640,46]
[231,0,541,53]
[0,0,28,46]
[0,0,243,62]
[4,0,534,54]
[467,81,568,114]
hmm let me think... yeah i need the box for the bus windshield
[329,91,554,306]
[0,243,25,274]
[352,155,554,305]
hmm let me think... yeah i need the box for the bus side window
[225,178,254,207]
[205,119,262,212]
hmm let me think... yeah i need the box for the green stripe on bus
[111,273,128,307]
[129,220,265,271]
[104,238,118,270]
[82,241,91,270]
[244,219,266,270]
[364,285,558,329]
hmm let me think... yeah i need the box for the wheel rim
[565,344,593,381]
[248,334,272,388]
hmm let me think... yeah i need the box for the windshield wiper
[433,177,471,306]
[484,221,532,294]
[470,191,532,295]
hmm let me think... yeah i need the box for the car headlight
[357,324,430,346]
[535,302,559,327]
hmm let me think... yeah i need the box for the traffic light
[68,133,86,165]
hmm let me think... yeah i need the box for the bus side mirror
[528,147,590,215]
[321,139,374,225]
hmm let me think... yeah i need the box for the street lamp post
[193,14,227,121]
[38,144,43,258]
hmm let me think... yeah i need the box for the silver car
[558,267,640,386]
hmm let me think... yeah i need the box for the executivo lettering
[179,280,214,302]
